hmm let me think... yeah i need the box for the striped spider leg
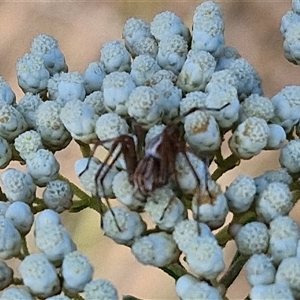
[79,134,138,230]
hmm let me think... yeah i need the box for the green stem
[216,210,256,247]
[212,153,240,181]
[12,277,23,285]
[75,140,92,158]
[219,251,249,289]
[21,236,30,257]
[160,262,187,281]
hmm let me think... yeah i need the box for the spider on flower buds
[79,103,229,229]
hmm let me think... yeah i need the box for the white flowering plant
[1,1,300,299]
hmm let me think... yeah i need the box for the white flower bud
[122,17,152,57]
[112,171,145,210]
[102,206,146,245]
[95,112,129,147]
[228,58,262,99]
[280,139,300,173]
[173,219,214,253]
[239,94,274,123]
[0,136,12,168]
[43,180,73,213]
[14,130,43,160]
[30,34,67,75]
[131,232,180,267]
[131,36,158,58]
[100,40,131,73]
[56,72,86,105]
[102,71,135,115]
[1,169,36,204]
[150,11,190,42]
[293,0,300,13]
[265,124,286,150]
[26,149,60,187]
[268,216,300,265]
[177,49,216,92]
[250,283,294,300]
[281,11,300,35]
[60,99,98,143]
[206,69,238,90]
[176,274,222,300]
[126,86,163,126]
[0,76,15,105]
[19,253,60,298]
[0,261,13,290]
[245,254,275,286]
[176,152,206,193]
[192,180,228,229]
[255,182,293,223]
[225,174,256,213]
[75,157,118,198]
[83,61,105,94]
[36,101,71,151]
[185,236,225,280]
[283,23,300,65]
[271,85,300,132]
[35,223,77,265]
[216,46,241,71]
[130,54,161,86]
[0,202,9,216]
[179,91,207,116]
[145,187,186,231]
[235,221,269,256]
[62,251,94,293]
[229,117,269,159]
[5,201,34,235]
[254,168,292,194]
[18,84,40,121]
[153,79,182,121]
[184,110,221,153]
[0,216,21,259]
[276,257,300,298]
[84,279,118,300]
[156,35,188,74]
[35,209,62,231]
[0,101,28,142]
[16,53,49,94]
[205,84,240,128]
[146,69,177,86]
[0,287,34,300]
[84,91,106,116]
[47,73,60,100]
[192,1,224,57]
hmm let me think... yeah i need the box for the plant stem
[219,251,249,289]
[160,262,187,281]
[212,153,240,181]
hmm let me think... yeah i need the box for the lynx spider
[80,103,229,229]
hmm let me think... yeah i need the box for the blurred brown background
[0,1,299,299]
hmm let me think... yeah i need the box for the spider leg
[179,148,206,233]
[94,139,127,231]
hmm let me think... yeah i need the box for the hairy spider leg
[80,135,138,231]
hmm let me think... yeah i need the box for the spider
[80,103,229,228]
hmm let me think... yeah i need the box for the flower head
[19,253,60,298]
[131,232,180,267]
[61,251,94,293]
[100,40,131,73]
